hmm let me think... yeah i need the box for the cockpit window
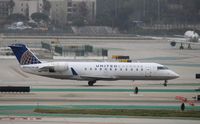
[157,66,168,70]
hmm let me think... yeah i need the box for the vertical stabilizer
[9,44,41,65]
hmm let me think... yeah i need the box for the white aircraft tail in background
[9,44,179,86]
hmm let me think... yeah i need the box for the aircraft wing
[170,39,200,47]
[167,37,185,42]
[176,41,200,45]
[38,66,54,72]
[79,75,116,81]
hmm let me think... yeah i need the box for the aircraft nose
[171,71,179,79]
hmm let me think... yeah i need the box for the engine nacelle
[50,62,68,72]
[170,41,176,46]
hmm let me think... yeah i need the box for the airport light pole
[157,0,160,23]
[143,0,146,18]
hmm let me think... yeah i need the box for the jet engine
[49,63,68,72]
[170,41,176,46]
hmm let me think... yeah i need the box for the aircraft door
[145,66,151,77]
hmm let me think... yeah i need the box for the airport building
[8,0,96,26]
[49,0,96,26]
[69,0,96,24]
[13,0,43,19]
[0,0,12,25]
[49,0,68,26]
[41,42,107,59]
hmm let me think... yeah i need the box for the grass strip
[34,108,200,118]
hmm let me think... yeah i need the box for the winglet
[71,67,78,76]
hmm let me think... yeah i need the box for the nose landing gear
[163,80,168,87]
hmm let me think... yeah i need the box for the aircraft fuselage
[21,62,179,81]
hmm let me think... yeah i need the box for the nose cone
[170,71,179,79]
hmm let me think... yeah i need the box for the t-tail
[9,44,41,65]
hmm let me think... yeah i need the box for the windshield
[157,66,168,70]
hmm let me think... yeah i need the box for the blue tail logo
[9,44,41,65]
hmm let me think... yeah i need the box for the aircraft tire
[88,81,95,86]
[164,80,167,87]
[180,45,184,49]
[188,44,191,49]
[135,87,139,94]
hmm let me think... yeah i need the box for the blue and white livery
[9,44,41,65]
[9,44,179,86]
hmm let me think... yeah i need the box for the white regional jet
[9,44,179,86]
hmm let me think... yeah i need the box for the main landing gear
[180,43,192,49]
[180,43,184,49]
[188,44,191,49]
[88,81,96,86]
[163,80,168,87]
[134,87,139,94]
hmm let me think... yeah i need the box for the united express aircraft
[9,44,179,86]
